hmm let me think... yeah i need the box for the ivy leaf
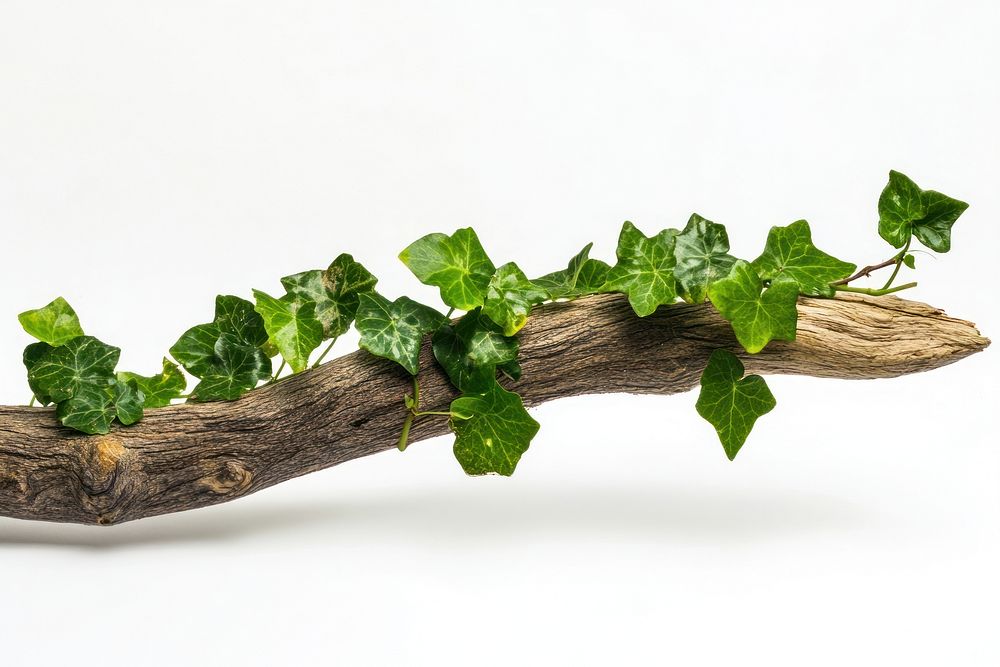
[432,309,519,393]
[902,254,916,270]
[170,295,269,377]
[26,335,121,404]
[49,378,143,434]
[535,243,611,300]
[191,333,272,401]
[356,293,448,375]
[707,261,798,354]
[55,383,117,435]
[118,358,187,408]
[111,379,145,425]
[750,219,855,297]
[912,189,969,253]
[252,289,325,373]
[18,297,85,347]
[280,254,378,339]
[24,342,56,405]
[878,170,969,252]
[482,262,548,336]
[212,295,270,346]
[498,359,522,381]
[450,380,540,476]
[695,349,776,460]
[399,228,496,311]
[673,214,738,303]
[603,222,678,316]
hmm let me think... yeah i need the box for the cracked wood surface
[0,293,989,526]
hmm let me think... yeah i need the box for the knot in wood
[199,460,254,496]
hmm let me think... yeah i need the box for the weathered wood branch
[0,293,989,526]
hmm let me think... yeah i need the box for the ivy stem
[312,338,337,368]
[880,237,912,291]
[446,307,456,319]
[398,412,415,451]
[831,257,900,286]
[271,360,287,382]
[834,281,917,296]
[398,376,452,450]
[28,396,36,407]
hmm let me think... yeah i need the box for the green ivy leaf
[695,349,776,460]
[18,297,85,347]
[111,379,145,425]
[356,293,448,375]
[212,295,270,346]
[118,358,187,408]
[432,309,519,393]
[902,254,916,270]
[24,341,56,405]
[280,254,378,339]
[878,170,969,252]
[534,243,611,300]
[170,295,269,378]
[27,335,121,404]
[707,261,798,354]
[399,228,496,311]
[450,380,540,476]
[750,219,855,297]
[603,222,678,316]
[252,289,325,373]
[191,333,272,401]
[673,214,738,303]
[482,262,548,336]
[55,383,117,434]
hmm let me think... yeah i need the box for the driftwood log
[0,293,989,526]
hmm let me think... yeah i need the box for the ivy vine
[19,170,969,470]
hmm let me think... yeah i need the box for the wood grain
[0,293,989,526]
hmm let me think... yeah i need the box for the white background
[1,1,998,664]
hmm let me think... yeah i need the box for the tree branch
[0,293,989,526]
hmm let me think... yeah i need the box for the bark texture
[0,293,989,526]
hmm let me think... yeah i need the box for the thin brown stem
[831,257,900,286]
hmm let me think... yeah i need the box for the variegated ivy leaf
[603,222,679,316]
[482,262,548,336]
[252,289,325,373]
[695,349,776,460]
[18,297,85,347]
[750,219,855,297]
[673,214,738,304]
[280,254,378,339]
[878,170,969,252]
[356,293,448,375]
[399,228,496,311]
[534,242,612,300]
[118,358,187,408]
[707,260,798,354]
[450,379,540,476]
[432,309,519,393]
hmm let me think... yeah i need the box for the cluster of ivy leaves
[20,170,968,469]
